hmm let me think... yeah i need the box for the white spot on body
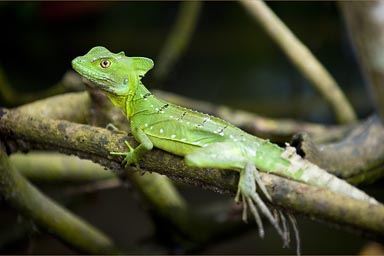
[203,117,210,123]
[150,126,153,130]
[155,108,159,111]
[171,134,176,139]
[181,138,187,141]
[219,132,224,136]
[144,123,148,127]
[160,128,164,133]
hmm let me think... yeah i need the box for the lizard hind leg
[186,143,284,241]
[238,162,284,239]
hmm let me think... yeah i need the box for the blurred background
[0,1,381,254]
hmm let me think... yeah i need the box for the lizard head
[71,46,154,96]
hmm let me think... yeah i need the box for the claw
[242,193,248,223]
[235,187,241,203]
[288,213,301,256]
[106,123,119,132]
[247,197,264,238]
[254,169,272,202]
[278,210,290,248]
[249,190,284,239]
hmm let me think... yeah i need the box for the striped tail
[280,144,378,205]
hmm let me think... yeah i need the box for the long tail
[271,143,378,205]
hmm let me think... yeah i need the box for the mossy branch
[0,143,120,254]
[0,109,383,239]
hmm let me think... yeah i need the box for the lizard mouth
[72,58,118,95]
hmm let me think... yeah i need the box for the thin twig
[153,1,202,85]
[239,0,357,124]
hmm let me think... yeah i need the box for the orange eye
[100,59,111,68]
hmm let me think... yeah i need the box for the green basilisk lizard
[72,46,378,248]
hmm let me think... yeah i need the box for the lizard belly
[147,135,199,156]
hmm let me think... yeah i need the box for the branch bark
[0,108,383,239]
[292,115,384,184]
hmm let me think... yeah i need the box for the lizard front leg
[111,127,153,167]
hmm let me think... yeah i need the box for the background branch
[239,0,357,124]
[292,115,384,184]
[10,152,115,183]
[0,69,83,107]
[0,143,120,254]
[153,1,202,85]
[340,1,384,123]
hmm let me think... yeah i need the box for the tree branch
[10,152,115,183]
[292,115,384,184]
[153,1,202,85]
[339,1,384,123]
[0,142,120,254]
[0,108,383,239]
[239,0,357,124]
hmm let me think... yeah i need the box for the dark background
[0,1,379,254]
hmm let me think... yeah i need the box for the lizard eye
[100,59,111,68]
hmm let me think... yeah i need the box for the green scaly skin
[72,46,379,245]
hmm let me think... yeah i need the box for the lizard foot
[110,141,140,168]
[106,123,120,132]
[274,209,301,255]
[235,162,284,239]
